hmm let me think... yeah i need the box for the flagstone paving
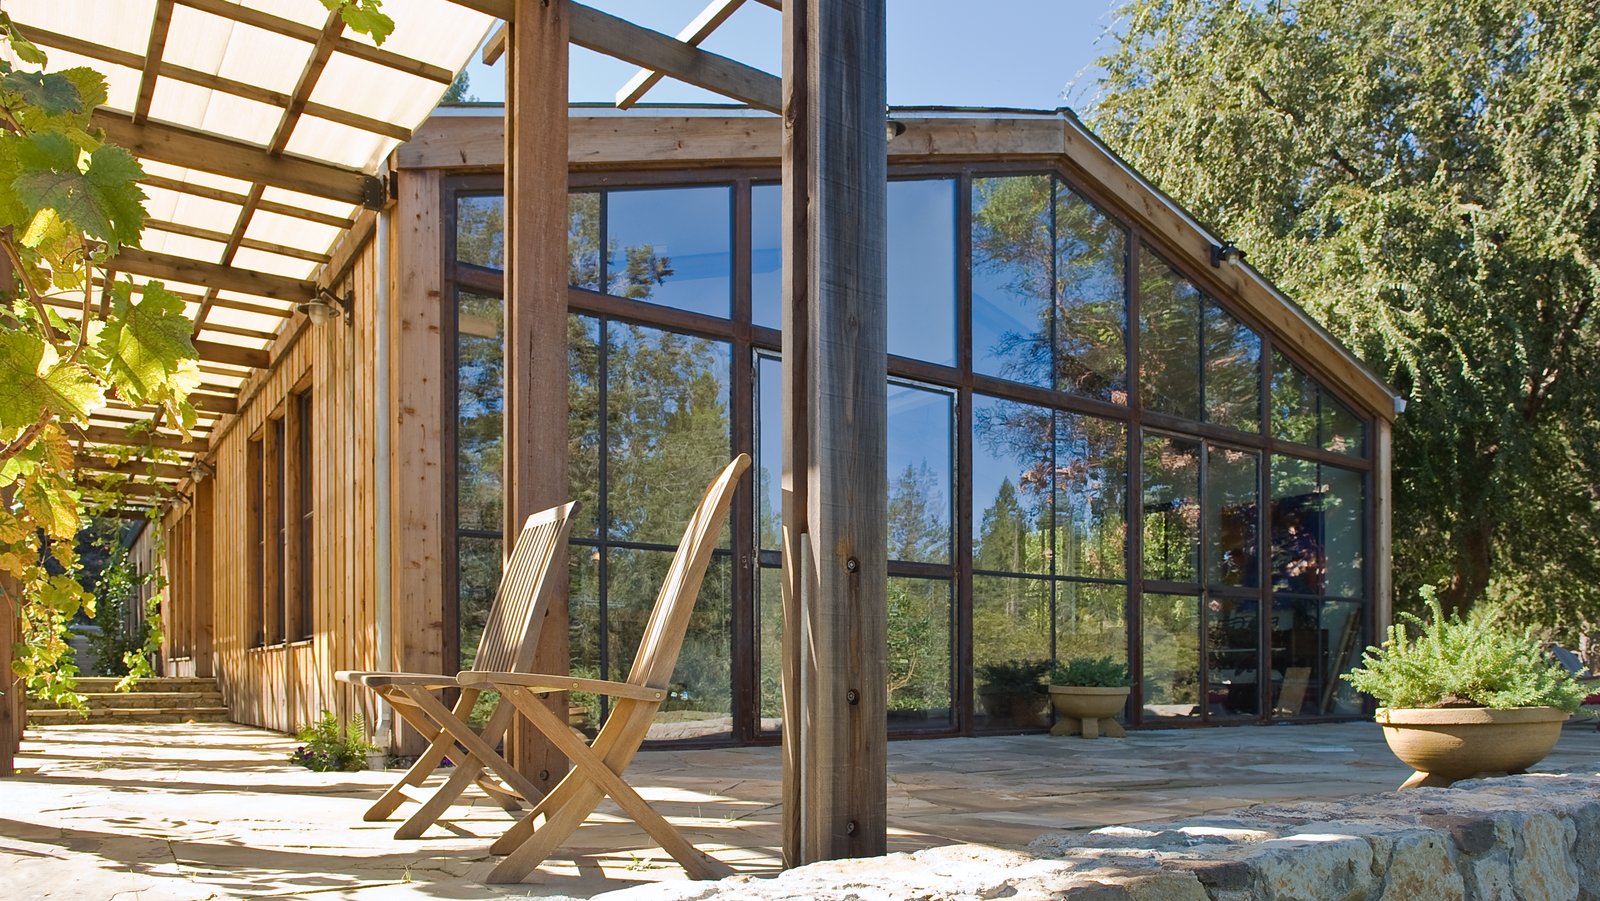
[3,719,1596,899]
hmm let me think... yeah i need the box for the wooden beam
[133,0,175,123]
[193,340,271,370]
[316,210,378,293]
[174,0,455,83]
[782,0,888,866]
[568,3,781,112]
[93,109,384,209]
[1373,418,1393,637]
[503,0,572,798]
[614,0,750,109]
[140,175,355,230]
[82,479,176,500]
[78,426,208,453]
[79,459,190,481]
[144,219,331,264]
[113,248,315,302]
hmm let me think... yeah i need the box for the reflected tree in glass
[457,194,505,270]
[1141,593,1200,717]
[1055,581,1127,664]
[1056,185,1128,402]
[1141,433,1201,583]
[1055,412,1127,580]
[972,395,1052,576]
[1206,447,1260,588]
[971,175,1052,387]
[1203,299,1261,432]
[1138,250,1203,419]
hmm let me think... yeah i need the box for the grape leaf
[0,71,81,118]
[0,330,105,432]
[97,281,200,406]
[13,133,146,250]
[320,0,394,45]
[19,475,78,539]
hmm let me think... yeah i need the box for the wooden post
[0,572,19,777]
[1372,418,1393,637]
[780,0,889,866]
[191,467,215,678]
[503,0,571,795]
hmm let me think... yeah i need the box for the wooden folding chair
[335,500,576,839]
[460,454,749,884]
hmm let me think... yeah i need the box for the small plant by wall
[289,711,377,773]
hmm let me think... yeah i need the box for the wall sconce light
[189,459,214,484]
[1210,240,1245,268]
[885,118,907,141]
[297,287,353,325]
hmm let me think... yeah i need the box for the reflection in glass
[1270,352,1318,446]
[606,186,732,318]
[1055,581,1126,664]
[751,183,781,330]
[757,565,783,732]
[971,394,1052,576]
[457,292,504,533]
[1322,465,1365,599]
[1056,413,1127,580]
[457,194,505,270]
[568,192,601,290]
[568,550,601,734]
[606,548,732,739]
[1138,249,1202,419]
[568,315,601,538]
[756,353,782,551]
[1056,185,1128,402]
[887,577,953,730]
[1271,597,1366,718]
[1206,595,1258,719]
[1206,447,1259,588]
[456,535,502,670]
[1270,455,1323,594]
[972,175,1051,387]
[604,324,732,547]
[889,179,957,364]
[1321,392,1366,457]
[973,574,1051,729]
[1203,299,1261,431]
[887,381,953,564]
[1142,433,1201,583]
[1142,593,1200,719]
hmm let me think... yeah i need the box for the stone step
[27,706,232,725]
[33,691,225,711]
[72,677,219,694]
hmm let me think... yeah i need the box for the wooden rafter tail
[614,0,750,109]
[569,3,781,113]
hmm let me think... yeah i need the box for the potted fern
[1049,656,1130,739]
[1343,589,1585,789]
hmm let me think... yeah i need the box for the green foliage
[1095,0,1600,623]
[976,658,1051,692]
[291,710,378,772]
[83,522,160,685]
[319,0,394,46]
[1050,656,1129,688]
[1343,587,1585,712]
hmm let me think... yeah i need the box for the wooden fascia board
[193,340,271,370]
[113,248,316,302]
[94,109,385,208]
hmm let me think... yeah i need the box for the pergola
[15,0,893,867]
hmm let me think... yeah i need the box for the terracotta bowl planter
[1377,706,1569,789]
[1048,685,1130,739]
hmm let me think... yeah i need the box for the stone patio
[3,719,1596,900]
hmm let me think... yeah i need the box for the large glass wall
[441,164,1375,743]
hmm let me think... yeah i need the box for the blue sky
[461,1,1125,111]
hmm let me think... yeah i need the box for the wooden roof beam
[77,426,208,454]
[144,219,331,264]
[173,0,454,83]
[140,175,355,230]
[113,247,315,302]
[133,0,175,123]
[192,340,271,370]
[615,0,752,110]
[79,459,189,481]
[94,110,385,208]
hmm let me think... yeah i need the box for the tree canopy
[1094,0,1600,634]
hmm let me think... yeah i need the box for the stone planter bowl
[1377,706,1569,789]
[1048,685,1129,739]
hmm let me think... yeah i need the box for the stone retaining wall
[591,774,1600,901]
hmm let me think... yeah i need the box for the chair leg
[363,697,453,822]
[490,770,573,855]
[488,780,607,883]
[396,760,484,839]
[475,774,526,813]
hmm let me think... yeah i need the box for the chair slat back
[472,501,577,675]
[625,455,749,690]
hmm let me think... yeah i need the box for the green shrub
[1050,656,1128,688]
[1343,588,1585,712]
[290,711,378,772]
[976,658,1051,692]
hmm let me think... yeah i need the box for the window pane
[606,187,732,318]
[568,192,601,291]
[1271,597,1365,718]
[973,574,1052,730]
[604,324,732,546]
[1141,592,1200,719]
[607,548,732,740]
[887,381,952,565]
[568,314,601,538]
[568,548,601,734]
[756,353,782,552]
[1055,581,1126,665]
[1270,352,1317,446]
[757,564,783,733]
[1141,433,1201,583]
[1056,185,1128,403]
[1206,446,1259,588]
[971,175,1052,387]
[887,576,953,731]
[1321,392,1366,457]
[1138,250,1202,419]
[456,535,502,670]
[1056,412,1127,580]
[457,194,504,270]
[1207,595,1258,720]
[971,395,1052,576]
[1270,455,1324,594]
[1203,299,1260,431]
[1323,464,1365,599]
[889,179,957,365]
[751,183,781,330]
[457,291,503,532]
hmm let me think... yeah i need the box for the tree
[1094,0,1600,627]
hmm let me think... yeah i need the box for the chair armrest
[335,670,460,691]
[460,670,665,702]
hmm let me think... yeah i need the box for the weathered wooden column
[503,0,570,794]
[190,465,215,677]
[780,0,889,866]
